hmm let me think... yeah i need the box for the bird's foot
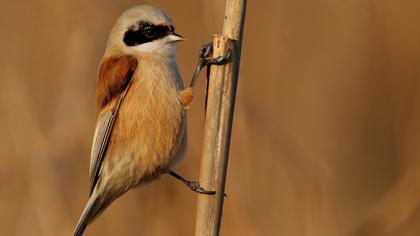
[169,170,215,195]
[184,180,216,195]
[189,42,231,88]
[199,42,231,66]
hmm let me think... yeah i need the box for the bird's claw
[186,181,216,195]
[189,42,231,88]
[199,42,214,59]
[199,42,231,66]
[187,181,228,197]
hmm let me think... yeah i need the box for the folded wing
[89,55,138,194]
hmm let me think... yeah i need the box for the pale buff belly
[101,73,185,190]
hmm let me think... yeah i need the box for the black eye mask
[123,21,174,47]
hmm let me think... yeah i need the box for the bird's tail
[73,191,106,236]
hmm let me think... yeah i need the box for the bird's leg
[180,42,230,110]
[188,42,231,88]
[169,170,216,195]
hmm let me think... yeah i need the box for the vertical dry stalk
[195,0,247,235]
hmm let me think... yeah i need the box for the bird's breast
[103,60,185,187]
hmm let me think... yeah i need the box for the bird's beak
[167,32,186,43]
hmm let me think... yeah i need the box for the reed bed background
[1,0,420,235]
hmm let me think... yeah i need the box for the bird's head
[105,5,184,57]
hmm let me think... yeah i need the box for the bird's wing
[89,55,138,195]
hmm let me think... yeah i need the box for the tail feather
[73,192,104,236]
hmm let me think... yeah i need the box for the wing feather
[88,55,138,194]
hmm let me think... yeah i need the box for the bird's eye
[143,26,156,38]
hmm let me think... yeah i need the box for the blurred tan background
[1,0,420,235]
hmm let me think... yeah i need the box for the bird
[72,5,195,235]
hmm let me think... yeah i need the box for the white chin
[129,37,176,55]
